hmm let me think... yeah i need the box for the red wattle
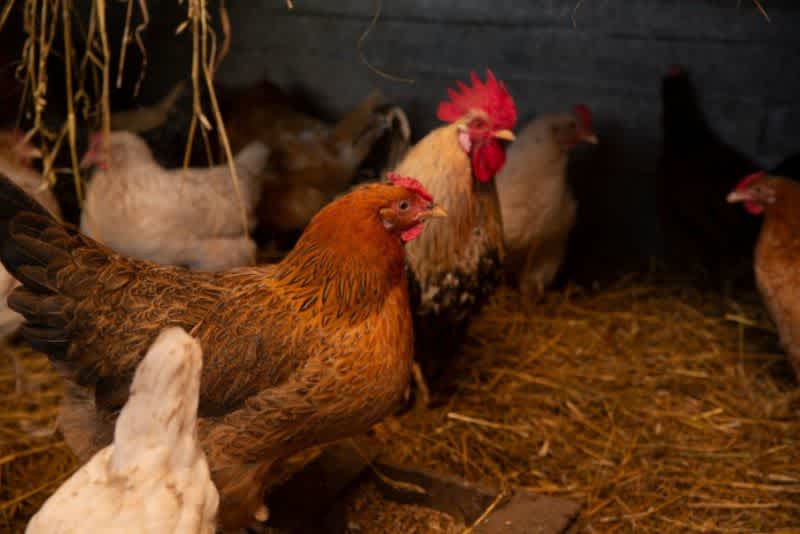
[471,140,507,182]
[401,222,425,242]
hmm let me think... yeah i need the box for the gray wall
[139,1,800,274]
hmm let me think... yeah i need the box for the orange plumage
[0,175,442,531]
[728,173,800,379]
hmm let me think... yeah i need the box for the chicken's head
[726,171,775,215]
[80,131,152,171]
[437,69,517,182]
[382,172,447,242]
[547,105,599,150]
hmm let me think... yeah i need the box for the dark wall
[53,1,800,275]
[214,0,800,271]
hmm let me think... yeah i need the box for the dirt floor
[1,275,799,533]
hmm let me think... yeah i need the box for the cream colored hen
[80,131,270,271]
[497,106,598,295]
[26,327,219,534]
[0,131,60,340]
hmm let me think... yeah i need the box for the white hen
[497,106,598,295]
[26,327,219,534]
[0,131,60,340]
[80,131,270,271]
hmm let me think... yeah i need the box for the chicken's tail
[111,327,204,471]
[233,140,274,202]
[0,174,101,358]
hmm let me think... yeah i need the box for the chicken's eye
[399,200,410,211]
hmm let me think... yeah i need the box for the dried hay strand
[1,277,798,533]
[375,277,800,533]
[4,0,248,236]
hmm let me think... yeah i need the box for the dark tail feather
[0,175,60,281]
[0,175,77,356]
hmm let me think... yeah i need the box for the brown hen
[0,173,444,531]
[727,172,800,379]
[222,80,408,243]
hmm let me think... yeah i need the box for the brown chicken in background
[0,130,61,340]
[392,70,517,381]
[727,172,800,380]
[658,65,761,288]
[0,172,444,531]
[497,105,598,296]
[221,80,410,246]
[79,131,270,272]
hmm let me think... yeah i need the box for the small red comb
[387,172,433,202]
[667,65,684,78]
[437,69,517,131]
[736,171,767,190]
[573,104,592,129]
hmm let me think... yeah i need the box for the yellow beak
[423,204,447,219]
[493,129,516,141]
[726,191,748,204]
[582,133,599,145]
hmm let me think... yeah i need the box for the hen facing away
[0,130,60,340]
[658,65,761,288]
[393,70,516,381]
[497,106,598,296]
[26,327,219,534]
[221,80,409,245]
[0,173,444,531]
[79,131,270,272]
[728,173,800,380]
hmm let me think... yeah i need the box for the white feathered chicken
[80,131,270,271]
[0,130,60,340]
[496,105,598,295]
[26,327,219,534]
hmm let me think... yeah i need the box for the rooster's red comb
[437,69,517,131]
[736,171,767,190]
[573,104,593,129]
[387,172,433,202]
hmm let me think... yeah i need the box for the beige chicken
[0,130,60,340]
[497,105,598,295]
[26,327,219,534]
[79,131,270,271]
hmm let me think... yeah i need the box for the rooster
[79,130,270,271]
[0,172,444,531]
[26,327,219,534]
[497,105,598,296]
[727,172,800,379]
[221,80,409,246]
[658,65,760,287]
[393,69,516,380]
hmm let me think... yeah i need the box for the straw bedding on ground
[1,276,799,533]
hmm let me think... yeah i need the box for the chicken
[79,130,270,271]
[392,70,516,379]
[727,172,800,379]
[221,80,408,245]
[0,130,60,340]
[658,65,761,286]
[0,172,444,531]
[26,327,219,534]
[497,105,598,296]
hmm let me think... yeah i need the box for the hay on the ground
[1,276,799,533]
